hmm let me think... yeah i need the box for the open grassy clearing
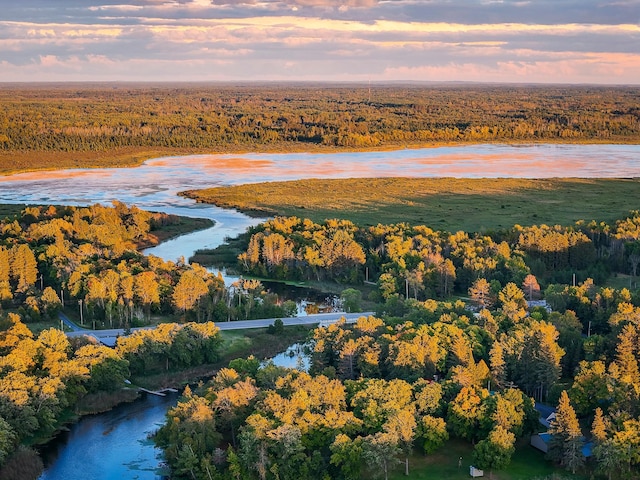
[388,439,585,480]
[183,177,640,232]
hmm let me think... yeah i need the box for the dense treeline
[155,280,640,479]
[0,203,294,329]
[155,312,541,480]
[0,308,225,477]
[0,312,130,475]
[1,84,639,172]
[233,211,640,310]
[153,208,640,479]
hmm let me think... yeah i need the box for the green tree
[418,415,448,455]
[340,288,362,313]
[473,426,516,479]
[447,386,489,442]
[362,432,401,480]
[569,361,610,417]
[0,417,17,466]
[330,434,363,480]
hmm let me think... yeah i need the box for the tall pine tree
[549,390,584,474]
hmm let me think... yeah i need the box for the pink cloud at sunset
[0,1,638,83]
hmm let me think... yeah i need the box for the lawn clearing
[388,438,587,480]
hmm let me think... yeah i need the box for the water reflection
[6,144,638,479]
[39,392,178,480]
[266,343,310,372]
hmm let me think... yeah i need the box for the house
[531,432,552,453]
[527,299,552,312]
[530,432,593,457]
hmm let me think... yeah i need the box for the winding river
[0,144,638,479]
[2,144,640,264]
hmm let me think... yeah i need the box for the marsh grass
[185,177,640,232]
[0,204,26,220]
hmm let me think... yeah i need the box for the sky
[1,0,639,84]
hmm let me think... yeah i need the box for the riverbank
[3,138,640,178]
[130,325,311,391]
[139,214,214,249]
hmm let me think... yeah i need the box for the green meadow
[183,177,640,232]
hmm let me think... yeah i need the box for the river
[39,393,176,480]
[0,144,636,479]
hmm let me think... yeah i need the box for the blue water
[39,393,177,480]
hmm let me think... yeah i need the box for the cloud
[0,1,638,83]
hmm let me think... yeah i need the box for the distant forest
[0,83,639,173]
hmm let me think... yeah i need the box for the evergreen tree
[548,390,584,474]
[489,341,506,390]
[10,244,37,293]
[0,247,11,303]
[613,323,639,385]
[591,407,608,444]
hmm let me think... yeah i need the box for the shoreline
[2,138,639,177]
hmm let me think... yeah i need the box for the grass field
[0,204,27,219]
[388,438,586,480]
[183,177,640,233]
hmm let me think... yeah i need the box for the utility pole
[79,299,84,325]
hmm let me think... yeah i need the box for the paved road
[64,311,374,345]
[59,311,86,332]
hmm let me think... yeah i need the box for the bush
[0,447,43,480]
[267,318,284,335]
